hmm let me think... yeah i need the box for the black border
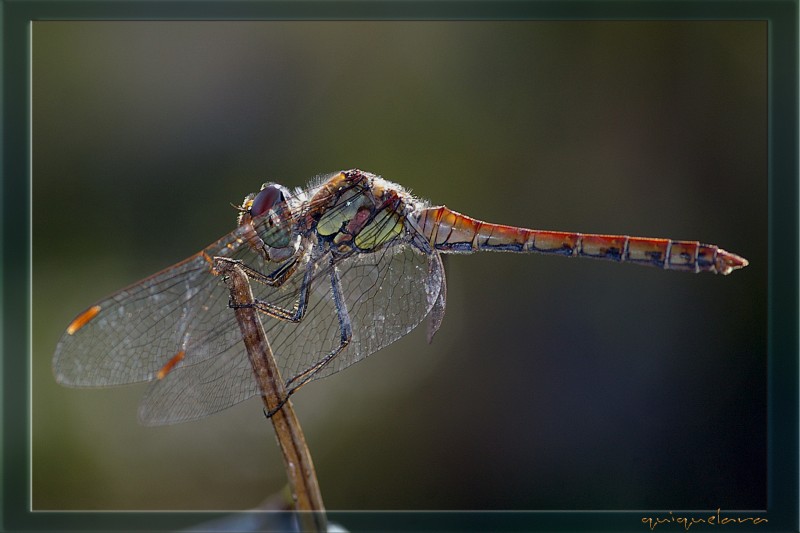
[4,1,797,532]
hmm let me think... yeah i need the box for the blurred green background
[32,21,766,511]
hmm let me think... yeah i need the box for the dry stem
[214,258,326,532]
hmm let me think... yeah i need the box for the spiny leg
[251,257,316,322]
[218,251,352,417]
[242,251,304,287]
[217,251,301,289]
[265,257,353,417]
[216,250,311,320]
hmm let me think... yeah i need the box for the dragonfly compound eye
[250,185,286,218]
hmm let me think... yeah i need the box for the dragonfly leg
[283,258,353,395]
[264,399,290,418]
[249,257,315,322]
[240,252,301,288]
[216,253,311,320]
[215,253,300,288]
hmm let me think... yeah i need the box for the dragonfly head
[237,183,296,261]
[238,183,288,215]
[250,184,288,218]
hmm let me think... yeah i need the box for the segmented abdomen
[416,206,748,275]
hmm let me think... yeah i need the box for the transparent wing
[53,229,249,387]
[55,176,446,424]
[270,240,445,382]
[52,187,342,388]
[138,335,260,425]
[137,239,445,425]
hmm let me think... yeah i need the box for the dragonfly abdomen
[417,206,747,275]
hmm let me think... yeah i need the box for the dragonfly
[53,169,748,425]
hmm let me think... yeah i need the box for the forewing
[53,231,246,387]
[54,175,448,424]
[133,246,331,424]
[136,239,446,425]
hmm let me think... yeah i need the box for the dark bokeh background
[32,21,766,511]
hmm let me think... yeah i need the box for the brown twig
[214,257,327,533]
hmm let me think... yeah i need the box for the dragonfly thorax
[306,170,423,254]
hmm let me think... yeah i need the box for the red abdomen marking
[416,206,748,275]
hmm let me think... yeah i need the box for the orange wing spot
[201,251,214,268]
[156,351,186,380]
[66,305,102,335]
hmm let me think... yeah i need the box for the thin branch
[214,257,327,533]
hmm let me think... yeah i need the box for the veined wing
[55,171,446,424]
[53,227,252,387]
[270,240,446,382]
[53,174,361,388]
[137,237,445,425]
